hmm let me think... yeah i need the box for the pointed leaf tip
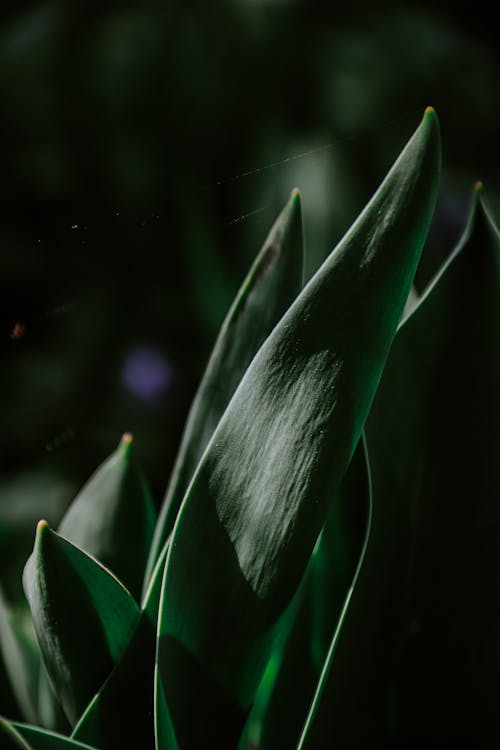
[120,433,134,458]
[37,519,49,535]
[24,524,141,725]
[474,180,485,193]
[419,108,439,147]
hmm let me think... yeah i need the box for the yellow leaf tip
[121,432,134,446]
[37,519,49,533]
[424,105,436,117]
[474,180,484,193]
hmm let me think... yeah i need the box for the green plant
[1,106,498,748]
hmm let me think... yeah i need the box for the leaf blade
[58,434,156,601]
[300,182,500,745]
[70,542,169,750]
[23,522,140,726]
[157,108,440,745]
[145,189,304,587]
[0,717,33,750]
[13,722,100,750]
[249,438,370,750]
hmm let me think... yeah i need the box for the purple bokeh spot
[121,346,172,402]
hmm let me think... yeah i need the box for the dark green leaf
[58,434,156,601]
[300,183,500,746]
[23,522,140,726]
[70,543,169,750]
[0,589,68,732]
[145,189,304,589]
[13,722,99,750]
[156,108,440,747]
[0,589,39,724]
[247,438,370,750]
[0,716,32,749]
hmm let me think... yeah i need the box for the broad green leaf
[0,589,39,724]
[145,189,304,589]
[23,522,140,726]
[0,717,32,749]
[13,722,99,750]
[156,108,440,747]
[236,589,301,750]
[246,438,370,750]
[71,543,169,750]
[299,183,500,745]
[58,434,156,601]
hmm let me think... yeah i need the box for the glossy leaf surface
[58,434,156,601]
[300,185,500,746]
[156,108,440,747]
[246,439,370,750]
[23,522,140,726]
[146,189,304,588]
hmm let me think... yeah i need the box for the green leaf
[299,183,500,745]
[70,619,156,750]
[0,588,69,732]
[0,717,32,749]
[23,522,140,726]
[70,543,169,750]
[297,439,373,750]
[0,589,40,724]
[248,438,370,750]
[156,107,440,747]
[58,434,156,601]
[145,189,304,589]
[13,722,99,750]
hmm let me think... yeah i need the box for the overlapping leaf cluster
[1,108,498,748]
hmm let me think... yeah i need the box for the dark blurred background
[1,0,499,588]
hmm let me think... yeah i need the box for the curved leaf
[297,437,373,749]
[145,188,304,589]
[71,545,169,750]
[246,438,370,750]
[299,183,500,745]
[156,108,440,747]
[13,722,99,750]
[58,434,156,601]
[0,717,32,750]
[23,522,140,726]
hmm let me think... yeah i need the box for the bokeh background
[1,1,499,594]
